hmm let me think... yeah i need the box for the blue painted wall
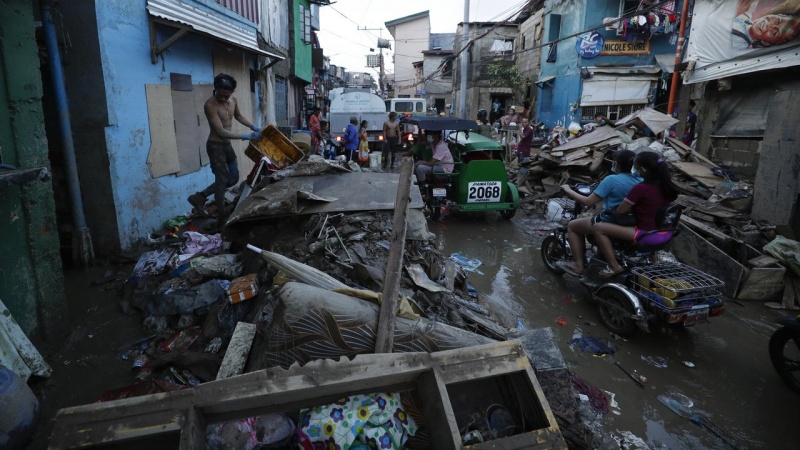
[537,0,684,127]
[90,0,259,250]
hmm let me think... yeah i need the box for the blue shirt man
[343,117,359,162]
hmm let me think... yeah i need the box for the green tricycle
[402,116,520,221]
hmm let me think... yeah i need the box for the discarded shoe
[188,192,206,211]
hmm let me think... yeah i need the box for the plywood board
[145,84,180,178]
[216,322,256,379]
[171,89,202,175]
[194,84,213,166]
[672,161,720,188]
[214,51,255,183]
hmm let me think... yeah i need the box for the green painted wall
[293,0,312,82]
[0,0,66,339]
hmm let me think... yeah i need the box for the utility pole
[360,26,391,97]
[458,0,470,118]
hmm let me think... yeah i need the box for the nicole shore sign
[600,40,651,55]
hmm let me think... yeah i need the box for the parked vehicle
[769,314,800,393]
[540,184,725,336]
[329,89,386,151]
[402,116,519,221]
[385,98,427,118]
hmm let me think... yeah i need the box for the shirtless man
[382,111,400,170]
[187,73,260,226]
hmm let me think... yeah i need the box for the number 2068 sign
[467,181,502,203]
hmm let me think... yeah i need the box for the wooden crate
[49,341,566,450]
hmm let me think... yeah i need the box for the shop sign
[576,32,604,58]
[600,40,651,55]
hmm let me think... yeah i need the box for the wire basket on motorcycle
[544,198,577,224]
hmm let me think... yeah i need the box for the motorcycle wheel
[541,235,566,275]
[429,203,442,221]
[769,326,800,394]
[596,288,638,337]
[499,191,517,220]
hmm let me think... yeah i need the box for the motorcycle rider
[557,150,641,277]
[592,151,679,277]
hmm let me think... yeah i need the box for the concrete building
[516,8,545,115]
[421,33,455,114]
[46,0,308,255]
[452,22,520,121]
[535,0,682,127]
[385,11,430,98]
[0,1,66,338]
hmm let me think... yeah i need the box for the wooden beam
[374,157,413,353]
[680,215,734,243]
[179,407,206,450]
[216,322,257,379]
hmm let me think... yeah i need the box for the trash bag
[147,279,226,316]
[191,254,243,279]
[764,236,800,277]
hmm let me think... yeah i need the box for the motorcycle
[540,184,726,336]
[769,314,800,393]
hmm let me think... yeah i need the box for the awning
[535,76,555,86]
[580,77,653,107]
[655,54,675,74]
[590,65,661,75]
[147,0,284,60]
[488,87,514,95]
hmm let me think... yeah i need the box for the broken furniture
[49,341,566,449]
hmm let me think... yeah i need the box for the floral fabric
[297,392,417,450]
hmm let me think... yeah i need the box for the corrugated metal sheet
[215,0,259,23]
[147,0,282,59]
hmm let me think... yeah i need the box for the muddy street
[432,212,800,450]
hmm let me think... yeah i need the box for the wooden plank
[145,84,180,178]
[680,215,734,243]
[687,210,715,222]
[375,158,413,353]
[666,136,718,167]
[672,161,720,188]
[443,260,457,291]
[179,407,206,450]
[675,195,740,219]
[737,266,786,301]
[748,255,779,268]
[194,84,213,166]
[671,224,743,298]
[216,322,256,379]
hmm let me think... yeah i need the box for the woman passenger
[557,150,640,276]
[591,151,679,277]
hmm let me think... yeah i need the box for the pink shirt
[432,140,454,173]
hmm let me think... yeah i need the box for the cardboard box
[227,274,259,304]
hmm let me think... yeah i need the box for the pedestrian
[358,120,370,166]
[476,109,492,138]
[343,116,359,162]
[520,100,532,121]
[491,98,501,123]
[187,73,260,227]
[308,107,324,155]
[382,111,400,170]
[501,107,521,128]
[516,118,534,158]
[682,100,697,147]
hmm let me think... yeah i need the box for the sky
[318,0,530,76]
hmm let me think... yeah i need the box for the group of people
[558,150,679,278]
[338,112,400,169]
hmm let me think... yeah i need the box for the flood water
[433,212,800,450]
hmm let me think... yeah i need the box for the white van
[385,98,427,118]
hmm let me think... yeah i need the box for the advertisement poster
[732,0,800,49]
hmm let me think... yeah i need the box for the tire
[769,326,800,394]
[541,235,566,275]
[596,288,638,337]
[429,204,441,221]
[500,192,517,219]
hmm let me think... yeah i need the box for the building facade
[536,0,685,127]
[385,11,430,98]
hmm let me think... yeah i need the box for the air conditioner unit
[604,17,619,31]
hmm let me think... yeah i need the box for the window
[416,102,424,113]
[275,76,288,126]
[394,101,413,112]
[548,14,561,41]
[541,86,553,113]
[299,4,311,44]
[490,39,513,53]
[580,104,643,122]
[441,59,453,77]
